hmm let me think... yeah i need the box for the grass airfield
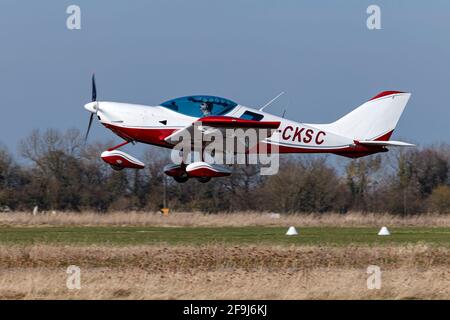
[0,226,449,246]
[0,212,448,299]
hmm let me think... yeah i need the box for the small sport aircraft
[84,75,413,183]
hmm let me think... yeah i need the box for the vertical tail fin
[317,91,411,141]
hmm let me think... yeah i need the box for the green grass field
[0,226,449,246]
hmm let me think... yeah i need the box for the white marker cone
[378,226,390,236]
[286,226,298,236]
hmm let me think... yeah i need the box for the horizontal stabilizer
[356,140,415,147]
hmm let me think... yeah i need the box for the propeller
[92,73,97,102]
[84,74,97,143]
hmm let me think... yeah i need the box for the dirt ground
[0,244,448,299]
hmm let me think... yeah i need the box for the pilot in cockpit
[200,101,213,116]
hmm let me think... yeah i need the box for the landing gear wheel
[196,177,211,183]
[110,164,124,171]
[173,175,189,183]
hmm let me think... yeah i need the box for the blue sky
[1,0,449,155]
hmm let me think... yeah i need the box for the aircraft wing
[196,116,281,129]
[164,116,281,151]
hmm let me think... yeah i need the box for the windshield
[160,95,238,117]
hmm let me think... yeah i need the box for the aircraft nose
[84,101,98,113]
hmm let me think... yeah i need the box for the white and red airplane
[84,75,413,183]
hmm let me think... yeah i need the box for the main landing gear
[173,175,189,183]
[163,162,231,183]
[196,176,211,183]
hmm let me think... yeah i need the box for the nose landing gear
[110,164,125,171]
[196,176,211,183]
[101,141,145,170]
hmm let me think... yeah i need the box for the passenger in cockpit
[200,102,213,116]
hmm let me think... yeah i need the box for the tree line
[1,128,450,214]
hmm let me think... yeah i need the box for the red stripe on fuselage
[103,123,387,158]
[251,142,385,155]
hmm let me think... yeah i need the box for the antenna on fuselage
[259,91,285,111]
[281,99,290,118]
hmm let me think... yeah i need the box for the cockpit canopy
[160,95,238,118]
